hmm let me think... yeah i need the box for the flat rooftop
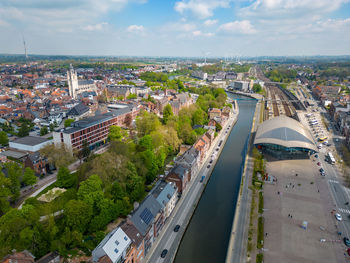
[11,136,50,146]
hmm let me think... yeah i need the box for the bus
[319,136,328,142]
[326,152,335,165]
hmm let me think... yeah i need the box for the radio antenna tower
[22,35,28,61]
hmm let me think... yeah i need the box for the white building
[229,81,250,92]
[151,180,178,219]
[92,228,132,263]
[9,136,53,152]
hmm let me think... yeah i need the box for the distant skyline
[1,0,350,57]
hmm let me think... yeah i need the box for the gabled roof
[151,180,177,208]
[131,195,162,236]
[67,103,89,116]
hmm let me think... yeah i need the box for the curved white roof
[254,116,317,152]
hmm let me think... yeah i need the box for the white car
[335,213,342,221]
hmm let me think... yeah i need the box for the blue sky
[0,0,350,56]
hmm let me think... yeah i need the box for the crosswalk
[339,208,350,214]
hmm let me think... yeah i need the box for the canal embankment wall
[225,99,261,263]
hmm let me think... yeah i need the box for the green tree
[56,166,76,188]
[64,119,75,128]
[18,123,30,137]
[40,126,48,136]
[22,167,37,186]
[77,174,103,203]
[162,104,173,124]
[127,93,137,99]
[49,123,55,132]
[0,131,9,146]
[82,140,91,159]
[0,172,11,215]
[136,110,161,136]
[64,199,92,233]
[108,125,125,141]
[253,83,262,93]
[4,162,22,201]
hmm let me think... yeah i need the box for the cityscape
[1,1,350,263]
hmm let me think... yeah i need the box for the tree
[40,144,76,168]
[253,83,262,93]
[64,199,92,233]
[56,166,76,188]
[162,104,173,124]
[40,126,48,136]
[124,113,132,127]
[64,119,75,128]
[4,162,22,201]
[49,123,55,132]
[22,167,37,186]
[18,123,30,137]
[136,110,161,136]
[0,131,8,146]
[82,140,91,159]
[108,125,124,142]
[127,93,137,99]
[0,172,11,215]
[77,174,103,202]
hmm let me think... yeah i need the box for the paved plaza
[263,158,347,263]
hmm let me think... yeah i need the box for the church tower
[67,64,78,99]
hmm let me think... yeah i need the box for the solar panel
[140,207,154,225]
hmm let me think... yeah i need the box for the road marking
[339,208,350,214]
[328,180,339,184]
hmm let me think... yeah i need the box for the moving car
[335,213,342,221]
[174,225,180,232]
[161,249,168,258]
[207,165,210,169]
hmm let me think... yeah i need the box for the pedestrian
[265,233,268,237]
[291,215,293,218]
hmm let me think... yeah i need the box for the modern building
[53,106,138,152]
[229,81,250,92]
[92,227,132,263]
[67,64,97,99]
[254,116,317,158]
[9,136,53,152]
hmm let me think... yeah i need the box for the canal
[174,94,257,263]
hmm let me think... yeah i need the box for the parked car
[161,249,168,258]
[174,225,180,232]
[344,237,350,247]
[335,213,342,221]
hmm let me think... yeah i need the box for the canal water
[174,94,257,263]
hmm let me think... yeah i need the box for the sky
[1,0,350,57]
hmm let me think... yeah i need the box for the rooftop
[11,136,51,146]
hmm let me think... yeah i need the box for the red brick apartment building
[53,105,138,152]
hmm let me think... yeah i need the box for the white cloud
[192,30,214,37]
[127,24,145,33]
[82,22,108,31]
[161,22,196,32]
[204,19,218,26]
[174,0,231,19]
[219,20,256,34]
